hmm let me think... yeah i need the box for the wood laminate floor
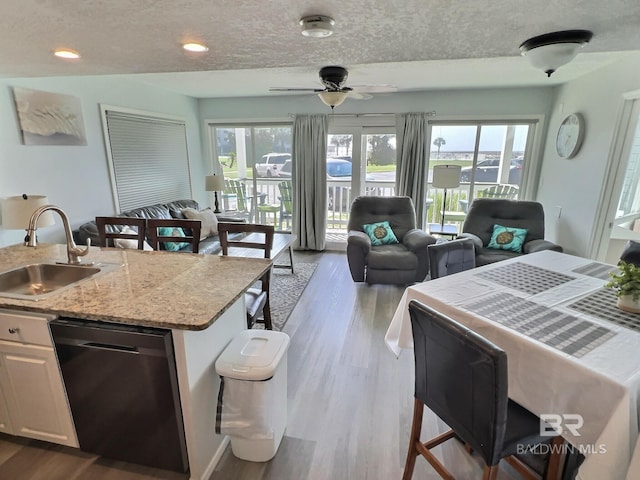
[0,251,528,480]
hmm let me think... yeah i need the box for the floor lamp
[205,174,225,213]
[432,165,461,231]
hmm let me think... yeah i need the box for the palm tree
[433,137,446,159]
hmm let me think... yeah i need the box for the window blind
[104,110,192,212]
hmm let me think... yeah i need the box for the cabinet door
[0,344,78,447]
[0,381,13,434]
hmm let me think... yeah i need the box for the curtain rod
[288,111,437,118]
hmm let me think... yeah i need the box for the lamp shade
[205,174,225,192]
[2,195,55,229]
[432,165,461,189]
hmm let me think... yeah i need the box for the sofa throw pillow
[181,207,218,240]
[362,221,399,246]
[157,226,189,251]
[113,226,153,251]
[487,224,528,253]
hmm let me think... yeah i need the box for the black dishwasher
[50,318,188,472]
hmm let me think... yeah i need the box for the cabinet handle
[8,328,19,334]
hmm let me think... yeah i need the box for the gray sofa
[458,198,563,266]
[347,196,437,285]
[75,199,233,254]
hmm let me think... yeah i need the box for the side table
[428,223,458,240]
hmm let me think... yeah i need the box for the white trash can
[215,329,290,462]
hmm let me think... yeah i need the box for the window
[427,122,536,225]
[102,107,192,212]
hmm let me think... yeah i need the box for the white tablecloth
[385,251,640,480]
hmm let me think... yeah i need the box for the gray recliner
[347,196,437,285]
[458,198,562,266]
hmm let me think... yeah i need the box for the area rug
[265,262,317,331]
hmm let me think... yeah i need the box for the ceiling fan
[269,66,397,109]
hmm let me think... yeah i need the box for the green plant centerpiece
[605,260,640,313]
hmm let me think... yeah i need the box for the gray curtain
[396,113,430,229]
[292,114,328,250]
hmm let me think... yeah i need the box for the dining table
[385,250,640,480]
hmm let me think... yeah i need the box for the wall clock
[556,113,585,159]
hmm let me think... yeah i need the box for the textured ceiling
[2,0,639,97]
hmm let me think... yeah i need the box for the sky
[431,125,530,152]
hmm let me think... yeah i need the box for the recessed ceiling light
[54,49,80,59]
[300,15,335,38]
[183,42,209,53]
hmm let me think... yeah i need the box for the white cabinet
[0,309,78,447]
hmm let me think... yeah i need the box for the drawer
[0,309,56,346]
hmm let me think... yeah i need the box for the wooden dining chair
[96,216,147,249]
[404,300,563,480]
[147,218,201,253]
[218,222,274,330]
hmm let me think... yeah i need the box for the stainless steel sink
[0,262,120,300]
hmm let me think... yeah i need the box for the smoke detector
[300,15,335,38]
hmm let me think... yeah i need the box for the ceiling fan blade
[269,87,324,92]
[347,91,373,100]
[350,85,398,94]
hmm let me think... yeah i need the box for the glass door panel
[327,134,354,236]
[364,133,396,197]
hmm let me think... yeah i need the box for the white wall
[198,86,554,120]
[0,75,205,248]
[537,55,640,257]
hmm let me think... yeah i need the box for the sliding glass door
[326,122,397,246]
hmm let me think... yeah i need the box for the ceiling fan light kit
[318,91,348,108]
[519,29,593,77]
[299,15,335,38]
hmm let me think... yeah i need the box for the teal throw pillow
[362,221,399,246]
[157,226,189,251]
[487,224,528,253]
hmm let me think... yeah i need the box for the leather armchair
[347,196,436,285]
[458,198,562,266]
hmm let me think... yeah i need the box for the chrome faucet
[26,205,91,265]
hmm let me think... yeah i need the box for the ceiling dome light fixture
[519,30,593,77]
[318,91,348,110]
[183,42,209,53]
[300,15,335,38]
[54,49,80,59]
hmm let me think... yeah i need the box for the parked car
[459,158,523,184]
[277,158,353,179]
[255,153,291,177]
[278,159,292,178]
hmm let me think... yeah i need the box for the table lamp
[2,194,55,243]
[205,174,225,213]
[432,165,461,230]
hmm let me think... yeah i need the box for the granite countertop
[0,243,271,331]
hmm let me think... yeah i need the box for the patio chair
[223,179,251,221]
[278,181,293,230]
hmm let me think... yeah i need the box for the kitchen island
[0,243,271,480]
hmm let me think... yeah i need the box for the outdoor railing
[227,178,517,233]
